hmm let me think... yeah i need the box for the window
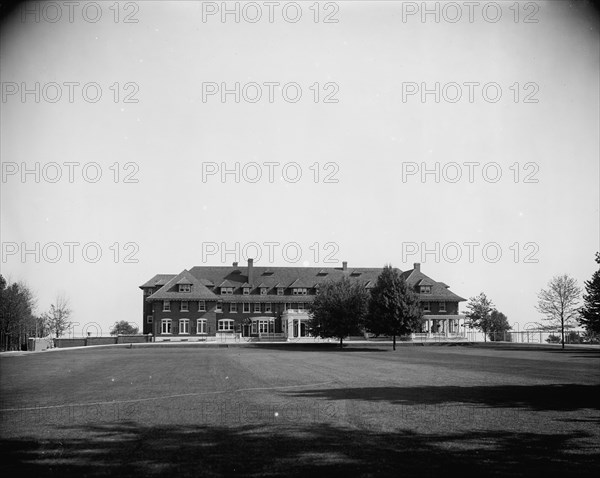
[420,286,432,294]
[277,288,284,296]
[163,300,171,312]
[422,301,431,312]
[181,301,189,312]
[179,319,189,334]
[439,301,446,312]
[144,288,151,296]
[298,303,305,311]
[230,302,237,313]
[260,288,267,295]
[293,288,307,295]
[161,319,171,334]
[254,303,261,313]
[179,284,191,293]
[218,319,234,331]
[243,303,250,313]
[216,301,223,312]
[265,303,271,313]
[197,319,207,334]
[221,287,233,295]
[243,287,250,295]
[147,315,153,323]
[198,301,206,312]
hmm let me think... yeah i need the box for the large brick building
[140,260,466,341]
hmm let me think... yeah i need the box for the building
[139,260,466,341]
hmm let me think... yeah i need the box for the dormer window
[144,288,152,296]
[179,284,191,293]
[221,287,233,295]
[293,288,307,295]
[260,287,268,295]
[277,288,284,296]
[420,286,432,294]
[243,287,250,295]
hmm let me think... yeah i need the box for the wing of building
[140,260,466,341]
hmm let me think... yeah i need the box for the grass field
[1,343,599,477]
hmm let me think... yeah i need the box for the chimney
[232,262,238,268]
[414,263,420,272]
[248,258,254,285]
[342,261,347,271]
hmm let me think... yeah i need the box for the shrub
[546,334,560,344]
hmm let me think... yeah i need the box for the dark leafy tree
[579,252,600,337]
[488,309,511,341]
[366,265,422,350]
[307,276,370,348]
[110,320,140,336]
[536,274,581,349]
[465,293,495,342]
[0,275,38,350]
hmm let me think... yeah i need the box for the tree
[579,252,600,337]
[0,275,38,350]
[488,309,511,341]
[366,265,423,350]
[536,275,581,349]
[43,294,73,339]
[465,293,495,342]
[110,320,139,336]
[307,276,370,348]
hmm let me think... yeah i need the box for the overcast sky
[1,0,598,336]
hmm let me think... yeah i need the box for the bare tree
[43,294,73,339]
[536,275,581,349]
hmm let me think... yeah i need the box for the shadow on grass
[283,384,600,411]
[254,343,389,352]
[1,422,598,477]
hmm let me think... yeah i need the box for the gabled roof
[147,270,217,301]
[139,274,176,288]
[176,277,193,285]
[257,282,270,288]
[218,280,237,288]
[143,263,466,303]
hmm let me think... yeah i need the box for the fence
[463,330,590,344]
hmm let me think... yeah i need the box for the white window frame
[161,319,172,334]
[218,319,234,332]
[243,303,250,313]
[277,288,284,296]
[243,287,250,295]
[254,303,261,313]
[197,318,207,334]
[163,300,171,312]
[147,315,153,323]
[439,301,446,312]
[265,302,271,313]
[260,288,267,295]
[179,284,191,293]
[420,286,432,294]
[293,288,307,295]
[179,319,189,334]
[198,300,206,312]
[216,301,223,312]
[423,301,431,312]
[230,302,237,313]
[221,287,233,295]
[181,301,189,312]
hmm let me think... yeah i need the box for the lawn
[1,343,599,477]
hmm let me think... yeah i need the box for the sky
[1,0,598,336]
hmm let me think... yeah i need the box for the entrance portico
[423,315,465,336]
